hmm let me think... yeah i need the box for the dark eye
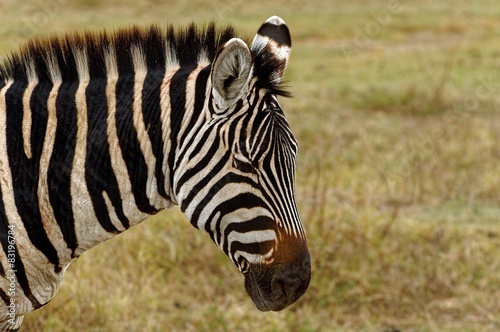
[239,257,249,274]
[233,158,255,173]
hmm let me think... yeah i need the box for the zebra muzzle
[244,243,311,311]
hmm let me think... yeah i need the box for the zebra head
[175,16,310,311]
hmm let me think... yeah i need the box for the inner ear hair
[212,38,253,108]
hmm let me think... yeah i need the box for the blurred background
[1,0,499,331]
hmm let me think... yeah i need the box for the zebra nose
[271,273,300,302]
[271,252,311,305]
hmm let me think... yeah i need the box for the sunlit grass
[1,0,499,331]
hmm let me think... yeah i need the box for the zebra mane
[0,24,237,82]
[0,23,290,96]
[252,45,292,98]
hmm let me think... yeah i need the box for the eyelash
[233,158,255,173]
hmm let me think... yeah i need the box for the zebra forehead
[245,100,297,155]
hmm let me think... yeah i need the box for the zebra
[0,16,311,330]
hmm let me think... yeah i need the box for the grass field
[2,0,499,331]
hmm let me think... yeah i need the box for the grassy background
[1,0,499,331]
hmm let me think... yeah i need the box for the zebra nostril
[271,273,302,302]
[269,257,311,305]
[271,276,287,300]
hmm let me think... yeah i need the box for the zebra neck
[0,62,212,270]
[72,63,212,250]
[77,62,209,224]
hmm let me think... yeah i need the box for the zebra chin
[243,239,311,311]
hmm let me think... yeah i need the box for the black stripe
[231,239,275,256]
[173,65,211,174]
[236,110,253,159]
[178,66,211,147]
[250,90,272,146]
[172,66,210,188]
[141,28,167,201]
[30,82,52,162]
[207,191,267,251]
[208,188,266,236]
[115,74,158,214]
[85,78,128,232]
[48,81,79,257]
[193,66,211,110]
[274,138,295,220]
[245,89,266,157]
[0,184,41,308]
[168,64,198,189]
[180,152,231,228]
[187,121,221,162]
[141,69,167,199]
[274,162,293,225]
[261,148,289,225]
[143,26,166,72]
[252,112,274,163]
[222,215,276,256]
[224,101,246,148]
[177,136,220,199]
[0,288,9,306]
[5,80,62,270]
[178,141,226,213]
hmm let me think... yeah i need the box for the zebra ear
[251,16,291,84]
[211,38,253,110]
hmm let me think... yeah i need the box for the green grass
[1,0,499,331]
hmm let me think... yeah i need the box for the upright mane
[0,22,290,96]
[0,24,240,83]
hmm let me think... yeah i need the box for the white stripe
[175,66,207,146]
[73,47,90,82]
[165,42,179,68]
[22,84,36,159]
[22,59,39,158]
[131,45,167,210]
[44,50,62,84]
[104,46,118,78]
[159,63,180,202]
[101,191,127,233]
[234,250,274,266]
[197,49,211,67]
[228,229,276,245]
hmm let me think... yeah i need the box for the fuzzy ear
[251,16,291,84]
[211,38,253,110]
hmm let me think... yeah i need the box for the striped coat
[0,16,310,330]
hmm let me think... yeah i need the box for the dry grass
[1,0,499,331]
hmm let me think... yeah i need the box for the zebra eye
[239,258,250,274]
[233,158,255,174]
